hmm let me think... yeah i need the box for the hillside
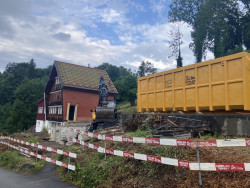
[1,132,250,187]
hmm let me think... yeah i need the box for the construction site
[1,52,250,187]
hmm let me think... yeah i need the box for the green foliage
[154,146,188,159]
[0,60,51,133]
[115,74,137,106]
[169,0,206,26]
[117,101,137,114]
[78,161,110,187]
[0,150,44,172]
[214,35,224,58]
[57,154,64,161]
[25,137,38,144]
[169,0,249,62]
[226,45,243,56]
[41,127,48,134]
[176,53,183,67]
[59,152,125,187]
[127,128,153,138]
[95,63,121,83]
[96,63,138,106]
[137,61,157,77]
[200,133,226,140]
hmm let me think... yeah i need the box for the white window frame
[58,106,62,114]
[48,106,62,115]
[55,77,60,85]
[38,107,43,114]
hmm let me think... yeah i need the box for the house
[35,98,46,132]
[35,61,118,132]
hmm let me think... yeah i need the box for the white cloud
[0,0,214,74]
[101,9,125,24]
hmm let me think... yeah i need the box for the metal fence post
[82,137,85,151]
[68,157,70,173]
[18,142,20,155]
[196,141,203,188]
[36,147,38,162]
[104,134,106,161]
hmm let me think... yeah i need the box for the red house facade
[35,98,46,132]
[35,60,117,132]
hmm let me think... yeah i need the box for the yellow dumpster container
[137,52,250,112]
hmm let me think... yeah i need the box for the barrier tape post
[18,141,20,156]
[104,134,106,161]
[82,137,85,151]
[36,147,38,162]
[68,157,70,173]
[196,141,203,188]
[8,139,9,149]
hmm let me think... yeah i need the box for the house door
[68,105,75,121]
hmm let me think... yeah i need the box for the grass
[117,101,137,114]
[127,128,153,138]
[25,136,38,144]
[58,150,126,187]
[200,133,226,140]
[0,150,45,173]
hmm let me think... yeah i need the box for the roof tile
[54,61,118,94]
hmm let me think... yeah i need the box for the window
[48,106,62,115]
[55,77,60,85]
[58,106,62,114]
[49,107,56,114]
[38,107,43,114]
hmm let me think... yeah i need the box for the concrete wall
[50,123,90,145]
[35,120,45,132]
[36,120,54,133]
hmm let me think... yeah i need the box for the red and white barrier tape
[69,137,250,172]
[69,128,250,148]
[0,141,75,171]
[0,136,76,158]
[69,137,182,167]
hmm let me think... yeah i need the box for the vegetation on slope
[0,150,45,173]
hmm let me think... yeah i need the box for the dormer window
[55,77,60,85]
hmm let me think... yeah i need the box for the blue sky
[0,0,213,73]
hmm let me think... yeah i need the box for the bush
[41,127,48,134]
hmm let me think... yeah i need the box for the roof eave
[63,85,118,95]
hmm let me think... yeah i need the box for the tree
[168,23,184,67]
[0,60,51,133]
[169,0,206,27]
[114,73,137,106]
[7,78,46,132]
[137,61,157,77]
[96,63,138,106]
[95,63,120,83]
[176,53,183,67]
[169,0,245,62]
[241,6,250,50]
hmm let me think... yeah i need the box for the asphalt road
[0,164,76,188]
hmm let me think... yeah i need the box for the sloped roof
[54,61,118,94]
